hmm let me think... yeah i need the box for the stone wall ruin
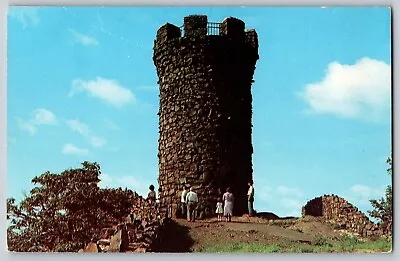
[302,194,392,237]
[153,15,259,218]
[79,196,167,253]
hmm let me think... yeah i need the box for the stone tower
[153,15,259,218]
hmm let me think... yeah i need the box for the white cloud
[62,144,89,156]
[118,176,142,189]
[16,117,36,135]
[104,118,119,130]
[257,185,272,203]
[258,185,303,202]
[345,184,385,207]
[32,108,57,125]
[280,198,303,209]
[16,108,57,135]
[66,119,107,148]
[299,57,391,121]
[255,184,306,218]
[69,29,99,46]
[96,172,153,197]
[70,77,135,107]
[136,85,158,92]
[98,173,113,188]
[350,184,381,198]
[96,14,151,50]
[8,7,40,28]
[90,136,107,148]
[276,186,303,197]
[66,119,89,136]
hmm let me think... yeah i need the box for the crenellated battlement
[155,15,258,49]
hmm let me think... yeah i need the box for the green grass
[196,236,392,253]
[197,243,281,253]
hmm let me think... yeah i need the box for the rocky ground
[151,214,391,253]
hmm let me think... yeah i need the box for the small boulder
[108,226,130,252]
[84,242,99,253]
[97,239,110,246]
[134,247,147,253]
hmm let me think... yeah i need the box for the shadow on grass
[151,219,195,253]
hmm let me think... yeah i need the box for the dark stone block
[221,17,245,39]
[184,15,208,38]
[156,23,181,44]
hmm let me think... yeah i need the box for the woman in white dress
[223,187,234,222]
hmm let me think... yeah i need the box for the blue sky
[7,6,391,218]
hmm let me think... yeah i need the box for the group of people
[146,183,200,222]
[146,181,255,222]
[215,187,234,222]
[180,186,199,222]
[180,181,255,222]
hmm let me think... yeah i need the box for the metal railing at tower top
[180,22,223,36]
[207,22,222,35]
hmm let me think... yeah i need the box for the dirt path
[152,215,338,252]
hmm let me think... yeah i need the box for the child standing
[215,197,223,221]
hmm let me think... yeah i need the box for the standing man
[247,181,255,217]
[185,187,199,222]
[181,185,188,218]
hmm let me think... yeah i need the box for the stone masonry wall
[79,196,167,253]
[153,15,259,218]
[302,194,392,237]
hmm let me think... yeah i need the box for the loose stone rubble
[79,196,167,253]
